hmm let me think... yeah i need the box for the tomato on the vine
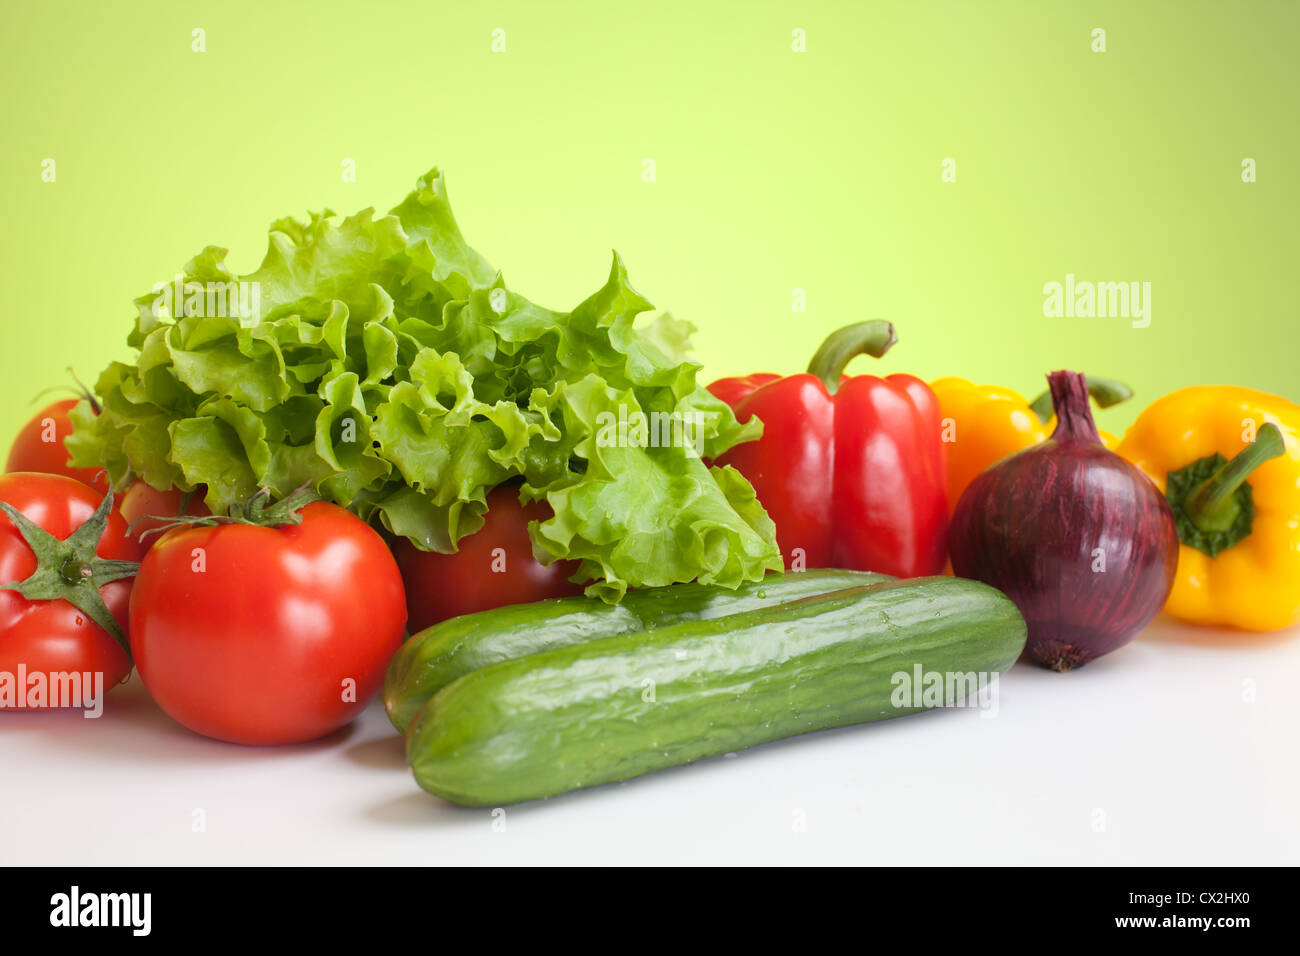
[117,481,210,548]
[5,399,107,492]
[129,497,406,745]
[393,485,583,633]
[0,473,143,709]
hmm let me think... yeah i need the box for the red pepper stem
[805,321,897,395]
[1045,370,1102,443]
[1028,375,1132,425]
[1183,424,1285,533]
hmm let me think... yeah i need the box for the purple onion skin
[949,371,1179,672]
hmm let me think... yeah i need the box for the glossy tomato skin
[129,501,406,745]
[0,473,143,706]
[117,481,209,548]
[5,400,108,493]
[393,485,583,633]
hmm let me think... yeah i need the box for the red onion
[949,370,1178,671]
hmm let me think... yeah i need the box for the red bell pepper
[707,321,948,578]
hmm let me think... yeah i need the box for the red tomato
[129,501,406,745]
[0,473,143,708]
[5,399,107,492]
[117,480,210,548]
[393,485,583,632]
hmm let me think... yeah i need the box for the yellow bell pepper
[1116,386,1300,631]
[932,376,1126,514]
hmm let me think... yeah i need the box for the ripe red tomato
[393,485,583,633]
[0,473,143,708]
[117,480,210,548]
[5,399,107,492]
[129,501,406,745]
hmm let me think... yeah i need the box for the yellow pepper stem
[1028,375,1133,424]
[1183,424,1285,533]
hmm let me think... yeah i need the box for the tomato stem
[60,557,95,585]
[27,368,102,415]
[68,367,101,415]
[133,483,319,540]
[0,488,136,656]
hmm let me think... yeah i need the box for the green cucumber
[384,568,889,733]
[407,576,1027,806]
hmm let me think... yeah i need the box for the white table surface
[3,615,1297,866]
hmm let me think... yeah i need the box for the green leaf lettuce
[67,168,780,599]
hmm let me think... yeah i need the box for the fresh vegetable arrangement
[4,164,1300,810]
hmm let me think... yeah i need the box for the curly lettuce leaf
[69,167,778,599]
[523,375,778,600]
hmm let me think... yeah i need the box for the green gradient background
[2,0,1296,451]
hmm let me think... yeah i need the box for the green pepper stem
[1029,375,1133,424]
[1183,424,1285,533]
[805,321,897,394]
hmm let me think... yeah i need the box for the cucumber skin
[407,576,1027,806]
[384,569,889,733]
